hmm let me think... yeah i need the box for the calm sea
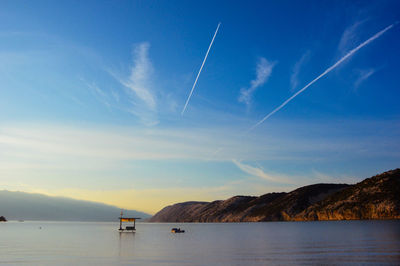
[1,220,399,265]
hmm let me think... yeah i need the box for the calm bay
[1,220,400,265]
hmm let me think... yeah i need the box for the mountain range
[0,190,150,221]
[149,169,400,222]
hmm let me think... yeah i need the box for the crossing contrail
[181,23,221,115]
[247,22,397,133]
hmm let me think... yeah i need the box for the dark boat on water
[171,228,185,233]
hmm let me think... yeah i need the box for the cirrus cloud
[239,57,276,107]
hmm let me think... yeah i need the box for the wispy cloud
[122,42,155,109]
[247,22,397,132]
[111,42,158,125]
[290,51,311,91]
[354,68,376,89]
[85,81,112,110]
[338,20,366,55]
[232,159,293,184]
[232,160,364,188]
[239,57,276,107]
[311,169,360,184]
[2,119,398,169]
[1,119,399,208]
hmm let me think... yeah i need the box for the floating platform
[119,211,140,232]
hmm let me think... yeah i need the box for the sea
[1,220,400,265]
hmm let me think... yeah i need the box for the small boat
[171,228,185,233]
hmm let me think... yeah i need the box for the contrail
[181,23,221,115]
[247,22,397,133]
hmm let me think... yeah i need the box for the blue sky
[1,0,399,213]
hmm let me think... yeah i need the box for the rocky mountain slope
[149,183,349,222]
[294,169,400,220]
[149,169,399,222]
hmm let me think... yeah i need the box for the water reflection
[118,231,136,258]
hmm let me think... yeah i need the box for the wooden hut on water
[118,211,140,232]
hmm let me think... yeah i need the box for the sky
[1,0,400,214]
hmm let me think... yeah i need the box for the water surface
[1,220,399,265]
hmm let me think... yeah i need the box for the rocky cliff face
[294,169,400,221]
[149,169,400,222]
[149,184,349,222]
[148,201,209,222]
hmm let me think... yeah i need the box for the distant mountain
[0,190,150,221]
[149,169,400,222]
